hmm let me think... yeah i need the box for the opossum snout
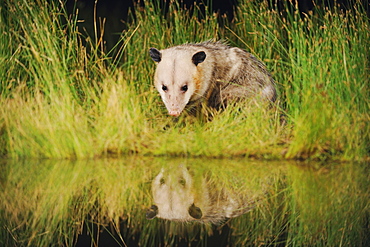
[166,98,186,116]
[168,109,182,117]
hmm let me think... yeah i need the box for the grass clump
[230,1,369,160]
[0,0,369,160]
[280,5,370,160]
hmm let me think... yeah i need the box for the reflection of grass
[0,1,369,160]
[230,161,369,246]
[286,163,369,246]
[0,158,155,246]
[1,158,368,246]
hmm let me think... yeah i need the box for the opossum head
[149,47,206,116]
[146,166,203,221]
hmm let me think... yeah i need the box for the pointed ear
[146,205,158,219]
[188,203,202,219]
[149,48,161,62]
[192,51,206,66]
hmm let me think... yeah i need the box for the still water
[0,158,368,246]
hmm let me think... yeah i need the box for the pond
[0,158,368,246]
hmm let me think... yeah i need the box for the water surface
[0,158,368,246]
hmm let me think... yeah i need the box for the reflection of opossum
[146,166,262,224]
[149,41,276,116]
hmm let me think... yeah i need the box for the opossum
[146,165,263,224]
[149,41,276,117]
[146,166,202,222]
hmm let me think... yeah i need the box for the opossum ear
[188,203,202,219]
[149,48,161,62]
[192,51,206,66]
[146,205,158,219]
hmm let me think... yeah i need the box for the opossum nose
[169,111,181,117]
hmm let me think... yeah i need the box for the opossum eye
[178,177,186,186]
[159,178,165,185]
[162,85,168,92]
[181,85,188,92]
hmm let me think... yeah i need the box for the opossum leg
[220,84,257,103]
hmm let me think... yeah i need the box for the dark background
[62,0,370,52]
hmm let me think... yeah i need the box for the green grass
[0,0,369,160]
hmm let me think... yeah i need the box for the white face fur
[149,47,206,116]
[147,166,203,221]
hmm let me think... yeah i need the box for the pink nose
[168,111,181,117]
